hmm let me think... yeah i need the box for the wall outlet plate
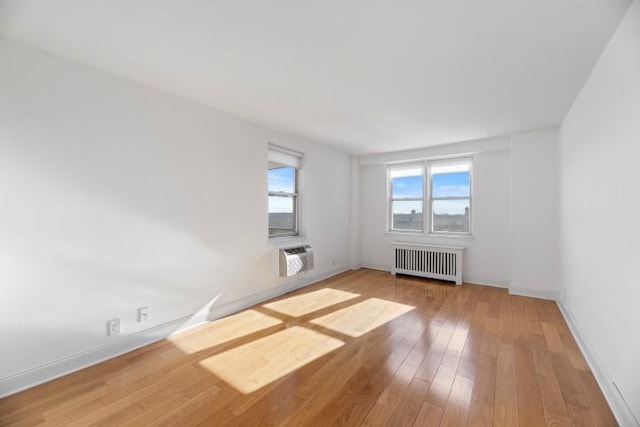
[107,318,121,336]
[138,307,150,322]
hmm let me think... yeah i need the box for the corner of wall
[349,155,361,268]
[558,301,640,427]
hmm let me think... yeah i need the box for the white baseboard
[357,264,512,290]
[558,301,640,427]
[0,311,209,399]
[359,262,390,272]
[464,276,510,289]
[0,266,349,399]
[207,266,350,321]
[508,286,559,301]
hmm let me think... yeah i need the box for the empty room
[1,0,639,426]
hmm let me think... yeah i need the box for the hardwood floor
[0,269,617,426]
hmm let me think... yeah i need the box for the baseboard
[0,311,209,399]
[357,264,512,289]
[0,266,349,399]
[207,266,350,321]
[463,276,510,289]
[359,262,390,272]
[558,301,640,427]
[508,286,558,301]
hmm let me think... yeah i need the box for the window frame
[387,157,473,236]
[387,163,425,233]
[427,157,473,236]
[268,145,302,239]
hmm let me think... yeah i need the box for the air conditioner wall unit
[279,245,314,277]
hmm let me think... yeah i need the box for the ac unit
[279,245,314,277]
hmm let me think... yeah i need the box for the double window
[268,146,302,238]
[388,158,472,235]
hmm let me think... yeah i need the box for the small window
[389,165,424,232]
[429,159,472,234]
[268,146,302,238]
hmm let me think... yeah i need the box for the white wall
[358,137,513,287]
[0,40,351,394]
[559,1,640,424]
[510,129,560,299]
[357,131,562,299]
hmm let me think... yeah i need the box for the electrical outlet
[107,318,121,336]
[138,306,150,322]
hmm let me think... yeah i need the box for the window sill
[268,235,308,248]
[427,233,475,241]
[385,230,424,236]
[385,231,475,241]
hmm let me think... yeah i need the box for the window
[388,158,472,235]
[389,165,424,232]
[429,159,472,234]
[268,146,302,238]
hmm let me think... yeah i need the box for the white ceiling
[0,0,631,154]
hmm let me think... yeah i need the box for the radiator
[391,243,463,285]
[279,245,314,277]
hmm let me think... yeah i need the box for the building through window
[388,158,472,234]
[268,145,302,238]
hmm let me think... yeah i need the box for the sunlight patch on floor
[310,298,414,337]
[168,309,282,353]
[199,326,343,394]
[263,288,360,317]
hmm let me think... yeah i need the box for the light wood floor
[0,269,617,426]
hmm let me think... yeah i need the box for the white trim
[508,286,559,301]
[387,163,425,233]
[358,264,510,289]
[268,143,302,168]
[0,312,209,399]
[463,276,510,288]
[207,266,349,321]
[558,301,640,427]
[359,262,391,272]
[384,231,476,241]
[0,266,349,399]
[384,231,424,237]
[268,235,309,247]
[386,157,473,236]
[427,156,473,235]
[358,135,510,166]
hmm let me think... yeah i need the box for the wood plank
[308,316,425,426]
[466,400,493,427]
[387,378,431,427]
[551,350,590,408]
[513,336,545,426]
[413,402,444,426]
[440,374,474,426]
[493,343,518,426]
[0,269,616,427]
[577,370,618,426]
[529,334,571,423]
[541,321,566,353]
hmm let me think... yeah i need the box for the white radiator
[391,243,463,285]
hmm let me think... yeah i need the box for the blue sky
[392,172,470,198]
[269,167,295,213]
[392,172,470,214]
[268,167,295,193]
[432,172,470,197]
[392,175,423,198]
